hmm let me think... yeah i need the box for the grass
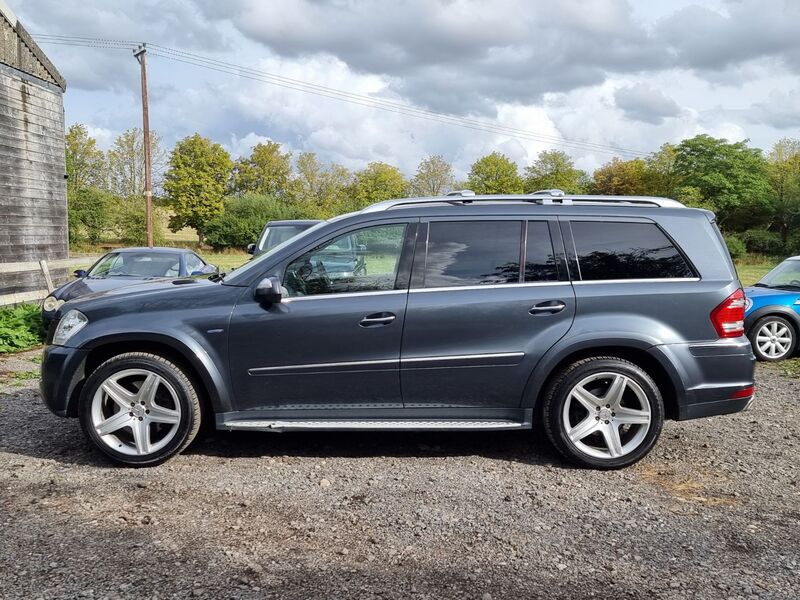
[735,255,779,286]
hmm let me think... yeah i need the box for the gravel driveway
[1,349,798,599]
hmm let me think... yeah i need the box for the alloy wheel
[90,368,182,456]
[562,372,652,460]
[755,320,793,359]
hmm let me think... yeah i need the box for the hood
[744,285,798,299]
[53,276,170,301]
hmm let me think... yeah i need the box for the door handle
[529,301,566,315]
[360,312,396,327]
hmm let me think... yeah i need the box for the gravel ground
[0,349,798,600]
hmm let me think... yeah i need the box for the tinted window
[284,224,406,297]
[571,221,694,280]
[525,221,558,282]
[424,221,521,288]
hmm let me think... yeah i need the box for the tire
[748,316,796,362]
[542,356,664,470]
[79,352,202,467]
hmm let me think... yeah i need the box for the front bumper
[650,337,756,421]
[39,345,89,417]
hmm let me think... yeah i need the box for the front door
[400,218,576,408]
[228,220,416,411]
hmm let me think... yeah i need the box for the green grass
[735,255,779,287]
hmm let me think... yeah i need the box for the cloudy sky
[16,0,800,177]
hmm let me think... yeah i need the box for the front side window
[424,221,521,288]
[185,253,205,275]
[283,224,407,297]
[571,221,694,281]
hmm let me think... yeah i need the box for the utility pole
[133,43,153,247]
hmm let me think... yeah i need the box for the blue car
[744,256,800,361]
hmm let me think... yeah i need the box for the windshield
[88,252,181,278]
[758,259,800,288]
[258,225,312,252]
[224,221,330,284]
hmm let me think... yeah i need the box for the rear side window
[525,221,558,282]
[424,221,521,288]
[571,221,694,281]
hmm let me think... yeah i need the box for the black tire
[748,316,797,362]
[79,352,202,467]
[542,356,664,470]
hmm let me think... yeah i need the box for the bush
[204,194,302,250]
[724,234,746,260]
[741,229,784,256]
[114,198,166,246]
[786,232,800,256]
[68,187,115,245]
[0,303,46,353]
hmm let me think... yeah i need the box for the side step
[221,419,527,432]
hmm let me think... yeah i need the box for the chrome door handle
[360,313,396,327]
[529,301,566,315]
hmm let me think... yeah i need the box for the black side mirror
[74,269,87,278]
[247,243,256,255]
[255,276,282,305]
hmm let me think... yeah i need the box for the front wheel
[542,357,664,469]
[79,352,202,467]
[749,316,796,361]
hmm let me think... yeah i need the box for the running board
[221,419,527,432]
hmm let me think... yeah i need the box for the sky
[15,0,800,178]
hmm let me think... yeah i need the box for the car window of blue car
[760,260,800,287]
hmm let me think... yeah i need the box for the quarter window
[424,221,521,288]
[283,224,407,297]
[571,221,694,280]
[525,221,558,282]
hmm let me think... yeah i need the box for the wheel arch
[745,305,800,336]
[70,333,231,418]
[525,340,681,421]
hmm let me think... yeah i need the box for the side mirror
[255,276,282,305]
[247,243,256,255]
[198,264,218,275]
[74,269,87,278]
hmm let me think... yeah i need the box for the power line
[34,34,648,158]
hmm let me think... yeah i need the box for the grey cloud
[614,84,680,125]
[748,90,800,129]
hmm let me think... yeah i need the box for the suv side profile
[40,190,755,469]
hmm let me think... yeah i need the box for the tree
[643,143,680,198]
[523,150,588,194]
[106,128,166,199]
[65,124,105,199]
[590,157,647,196]
[231,141,292,197]
[68,187,115,245]
[767,138,800,246]
[410,155,455,196]
[164,134,233,242]
[346,162,407,211]
[204,193,303,250]
[673,134,770,229]
[291,152,351,216]
[467,152,523,194]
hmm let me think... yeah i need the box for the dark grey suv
[40,190,755,469]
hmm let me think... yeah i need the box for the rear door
[400,217,576,408]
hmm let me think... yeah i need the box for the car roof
[267,220,322,227]
[111,247,189,254]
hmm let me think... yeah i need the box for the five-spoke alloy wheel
[79,352,202,466]
[543,357,664,469]
[749,316,796,362]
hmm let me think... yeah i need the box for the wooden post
[39,259,54,293]
[134,44,154,248]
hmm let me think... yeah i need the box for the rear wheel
[749,316,796,361]
[542,357,664,469]
[79,352,202,467]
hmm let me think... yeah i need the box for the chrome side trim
[402,352,524,364]
[222,419,527,431]
[573,277,700,285]
[249,358,398,375]
[284,289,407,302]
[410,281,566,293]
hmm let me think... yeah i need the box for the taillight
[730,386,754,399]
[710,289,746,338]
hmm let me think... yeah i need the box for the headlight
[53,310,88,346]
[745,297,753,311]
[42,296,65,313]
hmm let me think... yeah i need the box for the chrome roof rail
[530,189,565,197]
[360,193,685,213]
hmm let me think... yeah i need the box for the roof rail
[530,189,565,197]
[445,189,475,197]
[360,193,685,213]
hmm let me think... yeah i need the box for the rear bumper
[650,338,755,421]
[39,345,88,417]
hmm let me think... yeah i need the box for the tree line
[66,124,800,257]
